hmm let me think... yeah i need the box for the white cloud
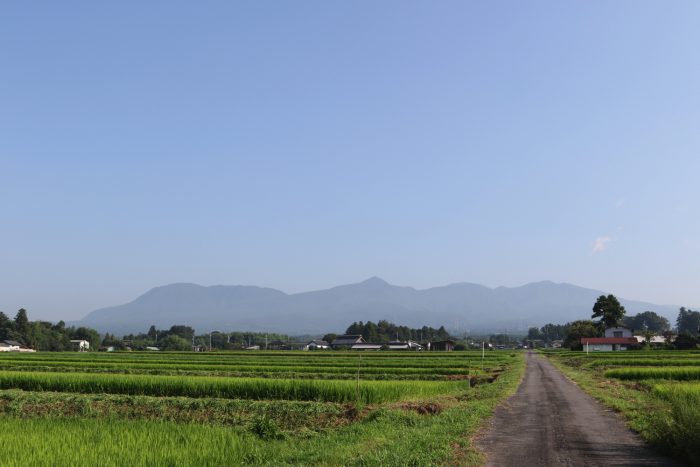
[592,236,611,253]
[614,198,626,209]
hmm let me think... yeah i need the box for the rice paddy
[0,350,524,465]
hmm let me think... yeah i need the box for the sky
[1,1,699,321]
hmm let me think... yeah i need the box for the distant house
[304,340,330,350]
[267,340,305,351]
[633,335,668,345]
[581,328,639,351]
[331,335,365,349]
[427,340,455,351]
[551,340,564,349]
[70,339,90,352]
[244,345,261,350]
[2,340,35,352]
[145,346,160,351]
[387,340,423,351]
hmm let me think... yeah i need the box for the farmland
[545,349,700,465]
[0,350,523,465]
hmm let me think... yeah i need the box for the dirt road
[476,352,678,466]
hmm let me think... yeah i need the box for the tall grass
[649,384,700,465]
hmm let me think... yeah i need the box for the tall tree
[13,308,30,342]
[623,311,670,333]
[564,320,601,350]
[676,307,700,336]
[0,312,12,340]
[591,294,626,329]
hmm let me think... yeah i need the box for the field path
[476,352,678,466]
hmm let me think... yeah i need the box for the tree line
[0,309,101,351]
[527,295,700,350]
[333,320,452,344]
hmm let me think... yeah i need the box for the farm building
[70,339,90,352]
[331,335,365,349]
[633,335,668,345]
[304,340,330,350]
[350,343,383,350]
[387,340,423,350]
[427,340,455,351]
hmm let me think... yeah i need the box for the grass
[545,350,700,465]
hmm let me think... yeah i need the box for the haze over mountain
[74,278,683,336]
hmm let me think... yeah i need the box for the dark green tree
[564,320,601,350]
[159,334,191,351]
[676,307,700,337]
[591,294,626,329]
[0,312,12,340]
[14,308,30,342]
[168,325,195,341]
[623,311,670,333]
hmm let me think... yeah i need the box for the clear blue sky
[2,1,699,321]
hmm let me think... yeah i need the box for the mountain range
[73,278,684,336]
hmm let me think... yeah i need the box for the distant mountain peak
[359,276,389,286]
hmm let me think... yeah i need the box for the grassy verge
[544,352,699,464]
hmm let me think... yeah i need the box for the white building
[70,339,90,352]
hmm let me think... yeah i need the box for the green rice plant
[0,371,465,403]
[604,367,700,381]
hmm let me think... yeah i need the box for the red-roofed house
[581,327,640,351]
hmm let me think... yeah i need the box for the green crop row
[0,371,466,403]
[604,367,700,381]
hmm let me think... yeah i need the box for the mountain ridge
[73,278,686,335]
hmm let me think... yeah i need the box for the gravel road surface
[476,352,679,466]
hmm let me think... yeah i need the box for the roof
[3,340,22,347]
[70,339,89,343]
[580,337,639,345]
[307,340,329,346]
[351,343,382,350]
[332,335,365,345]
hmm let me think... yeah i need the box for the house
[304,340,330,350]
[605,327,633,338]
[387,340,423,351]
[580,327,640,351]
[70,339,90,352]
[2,340,35,352]
[427,340,455,351]
[331,335,365,349]
[1,341,21,352]
[551,340,564,349]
